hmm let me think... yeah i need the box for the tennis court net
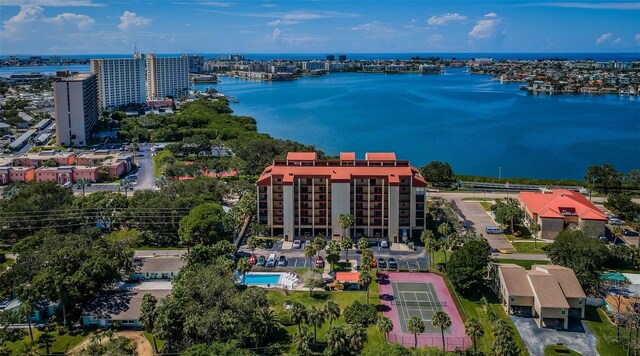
[392,300,447,307]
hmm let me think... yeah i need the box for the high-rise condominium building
[257,152,428,241]
[186,54,205,73]
[53,71,99,146]
[145,54,189,100]
[90,53,146,111]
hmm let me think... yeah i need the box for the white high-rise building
[90,53,146,111]
[145,54,189,100]
[53,71,99,146]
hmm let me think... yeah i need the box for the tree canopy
[447,238,491,297]
[420,161,454,187]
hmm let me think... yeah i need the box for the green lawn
[492,259,549,270]
[511,242,550,254]
[457,289,529,355]
[583,307,627,356]
[480,202,494,211]
[143,331,166,355]
[5,329,90,354]
[1,258,15,271]
[267,279,384,353]
[543,345,582,355]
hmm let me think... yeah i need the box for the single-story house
[493,263,586,329]
[81,281,171,328]
[0,298,59,322]
[518,190,607,239]
[130,256,185,281]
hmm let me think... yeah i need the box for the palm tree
[154,175,170,190]
[421,229,435,258]
[338,213,355,238]
[289,302,308,333]
[529,221,541,249]
[307,306,326,343]
[312,236,327,256]
[407,316,425,348]
[237,257,252,277]
[119,178,133,197]
[346,323,367,351]
[377,316,393,342]
[492,319,520,356]
[305,244,317,269]
[75,178,91,196]
[37,331,54,356]
[324,301,341,325]
[246,236,263,255]
[139,294,159,354]
[256,309,280,348]
[446,232,461,252]
[612,226,624,245]
[432,311,451,350]
[464,318,484,354]
[437,223,452,262]
[424,236,441,269]
[340,236,353,263]
[326,324,349,355]
[292,327,313,356]
[19,299,34,342]
[358,272,373,304]
[358,236,369,252]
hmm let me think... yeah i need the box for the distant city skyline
[1,0,639,55]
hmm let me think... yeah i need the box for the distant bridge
[458,181,587,194]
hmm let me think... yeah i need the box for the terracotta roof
[365,152,396,161]
[340,152,356,161]
[287,152,317,161]
[498,264,534,297]
[256,164,424,186]
[519,190,607,221]
[336,272,360,282]
[527,272,570,309]
[534,265,586,299]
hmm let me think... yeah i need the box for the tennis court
[392,281,451,334]
[379,272,470,350]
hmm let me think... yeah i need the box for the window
[578,299,583,305]
[561,309,566,315]
[510,296,515,302]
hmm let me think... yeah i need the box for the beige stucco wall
[580,219,606,237]
[567,297,586,318]
[331,182,351,237]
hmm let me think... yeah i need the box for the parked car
[278,255,287,267]
[371,257,377,268]
[264,240,274,249]
[293,240,302,249]
[266,254,277,267]
[380,240,389,248]
[485,226,504,234]
[609,218,626,225]
[256,255,266,267]
[623,228,639,237]
[377,257,387,269]
[62,182,73,188]
[388,257,398,269]
[315,256,325,268]
[249,254,257,265]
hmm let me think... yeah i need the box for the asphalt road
[450,197,516,251]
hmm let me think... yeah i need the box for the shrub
[57,325,69,335]
[343,301,377,325]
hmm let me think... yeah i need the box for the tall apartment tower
[53,71,99,146]
[90,53,146,111]
[186,54,205,73]
[145,54,189,100]
[257,152,428,241]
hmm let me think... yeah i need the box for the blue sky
[1,0,639,54]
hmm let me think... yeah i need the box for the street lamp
[498,167,502,182]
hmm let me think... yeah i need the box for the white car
[292,240,302,249]
[380,240,389,248]
[609,218,625,226]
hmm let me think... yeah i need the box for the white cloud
[2,5,44,37]
[267,19,300,26]
[428,34,444,45]
[613,37,622,45]
[118,11,151,31]
[468,13,500,40]
[350,21,397,38]
[427,13,467,25]
[1,0,103,6]
[44,12,94,29]
[636,33,640,43]
[271,27,282,41]
[199,1,232,6]
[595,32,612,44]
[261,3,277,8]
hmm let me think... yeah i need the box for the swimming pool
[241,273,282,286]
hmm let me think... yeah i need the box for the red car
[249,254,257,265]
[371,257,377,268]
[315,256,325,268]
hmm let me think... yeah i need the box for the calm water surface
[194,69,639,180]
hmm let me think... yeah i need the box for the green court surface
[392,282,452,334]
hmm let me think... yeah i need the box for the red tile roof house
[518,190,607,240]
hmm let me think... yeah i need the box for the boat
[233,99,239,103]
[519,85,529,90]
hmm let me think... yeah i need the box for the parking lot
[239,239,430,271]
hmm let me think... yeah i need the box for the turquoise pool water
[241,274,282,285]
